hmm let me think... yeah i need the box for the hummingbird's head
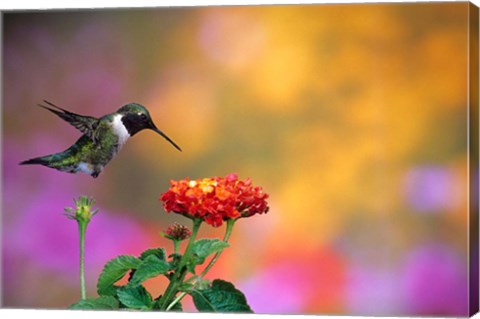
[117,103,182,151]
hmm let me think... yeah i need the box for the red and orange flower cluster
[160,173,269,227]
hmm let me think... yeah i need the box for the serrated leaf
[69,296,119,310]
[127,255,171,287]
[117,286,153,310]
[97,255,142,296]
[191,279,253,313]
[140,248,166,261]
[186,239,229,273]
[192,239,229,259]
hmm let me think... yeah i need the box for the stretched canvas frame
[1,1,479,317]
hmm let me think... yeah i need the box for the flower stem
[64,196,97,301]
[159,219,201,310]
[197,218,235,279]
[177,218,201,273]
[166,291,187,311]
[173,240,180,255]
[168,219,236,311]
[179,219,236,298]
[78,220,88,300]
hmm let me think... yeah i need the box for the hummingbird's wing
[38,100,100,144]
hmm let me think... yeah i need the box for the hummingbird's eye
[139,113,148,121]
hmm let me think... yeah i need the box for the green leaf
[191,279,253,313]
[117,286,153,310]
[152,295,162,309]
[192,239,229,259]
[69,296,119,310]
[186,239,229,273]
[127,255,171,287]
[140,248,167,261]
[97,255,142,296]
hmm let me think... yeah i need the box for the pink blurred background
[2,3,474,315]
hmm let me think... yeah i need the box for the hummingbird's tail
[19,153,80,174]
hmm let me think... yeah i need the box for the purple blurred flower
[345,264,402,315]
[239,262,311,313]
[3,187,152,284]
[403,166,458,213]
[400,243,468,316]
[3,136,81,223]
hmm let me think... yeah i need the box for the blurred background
[2,2,473,315]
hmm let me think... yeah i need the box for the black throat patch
[121,113,147,136]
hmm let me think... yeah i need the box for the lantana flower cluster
[164,222,192,241]
[160,173,269,227]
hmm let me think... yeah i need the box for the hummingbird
[20,100,182,178]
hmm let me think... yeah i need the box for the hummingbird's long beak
[151,125,182,152]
